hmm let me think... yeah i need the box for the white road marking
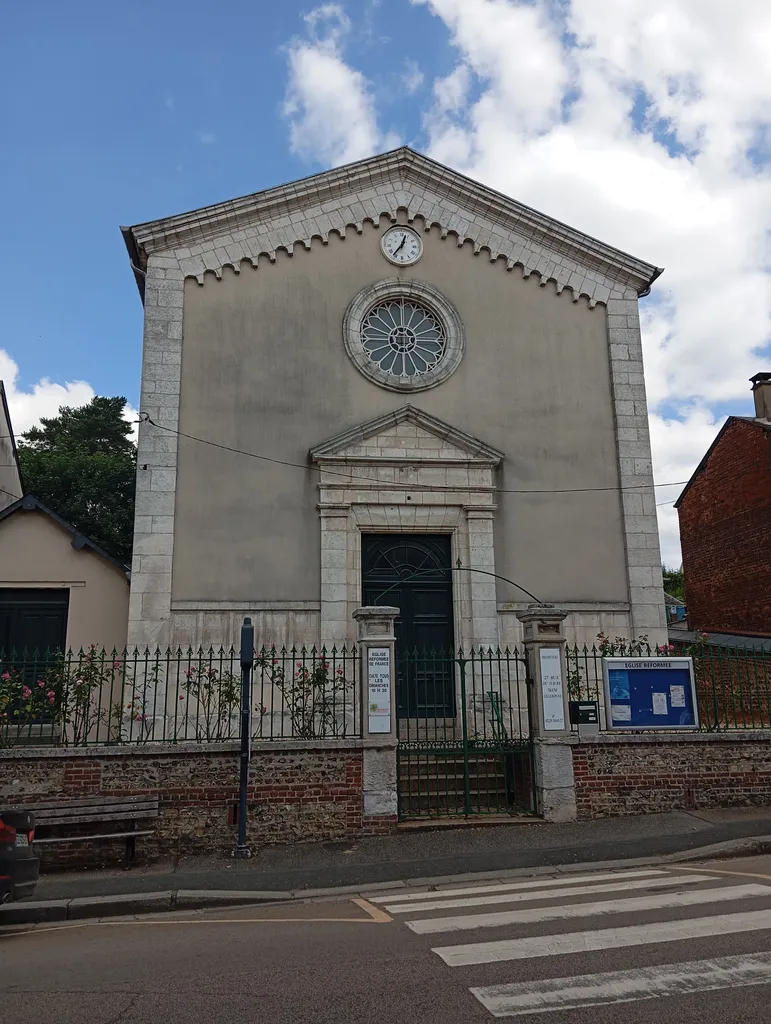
[369,868,667,905]
[407,883,771,934]
[384,873,715,914]
[471,952,771,1017]
[432,908,771,965]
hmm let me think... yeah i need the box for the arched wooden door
[361,534,455,718]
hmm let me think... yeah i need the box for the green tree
[662,565,685,603]
[17,397,136,565]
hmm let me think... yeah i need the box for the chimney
[750,372,771,421]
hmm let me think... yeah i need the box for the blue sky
[2,0,769,564]
[1,1,445,407]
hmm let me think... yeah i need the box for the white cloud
[0,349,137,441]
[279,0,771,565]
[283,3,398,166]
[402,58,425,95]
[0,349,95,436]
[410,0,771,564]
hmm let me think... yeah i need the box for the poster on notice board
[602,657,698,730]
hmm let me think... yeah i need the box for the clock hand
[393,233,407,255]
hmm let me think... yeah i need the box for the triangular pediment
[310,406,503,465]
[124,147,661,306]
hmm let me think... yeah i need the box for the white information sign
[539,647,566,731]
[367,647,391,735]
[670,684,686,708]
[652,692,668,715]
[612,704,632,722]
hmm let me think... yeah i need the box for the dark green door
[361,534,454,718]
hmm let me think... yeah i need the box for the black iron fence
[5,636,771,748]
[566,639,771,732]
[0,644,359,748]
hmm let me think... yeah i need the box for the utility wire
[370,563,541,605]
[141,415,689,497]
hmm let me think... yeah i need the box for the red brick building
[675,373,771,636]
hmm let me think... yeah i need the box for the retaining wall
[572,731,771,818]
[0,740,397,869]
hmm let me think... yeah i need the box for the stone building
[122,147,667,654]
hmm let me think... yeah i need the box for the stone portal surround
[312,408,503,647]
[128,220,665,649]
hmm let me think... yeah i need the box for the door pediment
[310,406,503,466]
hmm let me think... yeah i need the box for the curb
[0,889,291,926]
[4,834,771,928]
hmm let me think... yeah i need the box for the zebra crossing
[370,865,771,1017]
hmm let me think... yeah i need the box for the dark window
[0,589,69,657]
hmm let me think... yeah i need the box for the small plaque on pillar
[539,648,566,731]
[367,647,391,734]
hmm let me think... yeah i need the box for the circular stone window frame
[343,278,465,393]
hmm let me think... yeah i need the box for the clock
[381,226,423,266]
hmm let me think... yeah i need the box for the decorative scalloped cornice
[123,147,662,306]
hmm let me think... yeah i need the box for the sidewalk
[28,806,771,903]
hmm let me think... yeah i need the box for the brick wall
[573,734,771,818]
[0,742,397,869]
[677,418,771,635]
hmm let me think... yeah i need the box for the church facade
[123,148,666,654]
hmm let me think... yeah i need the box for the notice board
[602,657,698,730]
[367,647,391,734]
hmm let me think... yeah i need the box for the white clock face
[381,227,423,266]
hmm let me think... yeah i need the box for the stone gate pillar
[516,604,576,822]
[353,606,399,824]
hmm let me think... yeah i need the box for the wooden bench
[30,795,159,868]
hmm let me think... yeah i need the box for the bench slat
[35,831,155,845]
[28,795,159,811]
[35,809,159,826]
[33,800,159,814]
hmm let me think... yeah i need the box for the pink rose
[37,680,45,688]
[48,696,55,705]
[22,686,32,698]
[1,672,10,681]
[47,690,56,699]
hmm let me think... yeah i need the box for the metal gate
[396,646,536,819]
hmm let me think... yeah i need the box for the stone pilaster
[516,604,576,822]
[128,255,184,651]
[353,605,399,819]
[464,506,500,650]
[606,296,667,646]
[319,504,352,644]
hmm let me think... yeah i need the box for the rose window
[360,299,447,379]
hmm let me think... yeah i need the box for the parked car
[0,809,38,903]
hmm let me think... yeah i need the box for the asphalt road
[5,855,771,1023]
